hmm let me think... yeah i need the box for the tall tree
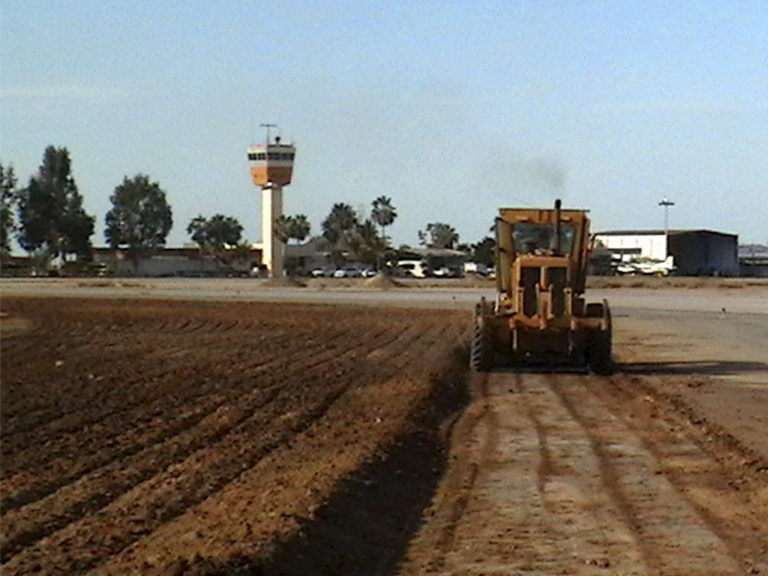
[321,203,359,266]
[187,213,243,268]
[371,196,397,246]
[471,236,496,267]
[321,203,358,246]
[347,219,386,266]
[420,222,459,249]
[286,214,311,244]
[187,214,243,251]
[274,214,311,245]
[1,162,17,259]
[105,174,173,272]
[16,146,95,262]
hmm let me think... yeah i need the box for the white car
[333,268,362,278]
[432,266,461,278]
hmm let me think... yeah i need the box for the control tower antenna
[260,123,277,144]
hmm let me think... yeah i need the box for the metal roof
[595,229,737,238]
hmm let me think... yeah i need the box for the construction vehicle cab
[471,200,612,374]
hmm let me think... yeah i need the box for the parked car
[333,267,362,278]
[432,266,462,278]
[395,259,429,278]
[464,261,489,276]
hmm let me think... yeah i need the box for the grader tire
[587,330,613,375]
[470,318,492,372]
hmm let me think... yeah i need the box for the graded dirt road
[1,286,767,575]
[400,308,768,576]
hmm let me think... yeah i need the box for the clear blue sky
[2,0,767,248]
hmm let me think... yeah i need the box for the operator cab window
[513,223,576,255]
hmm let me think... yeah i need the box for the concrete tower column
[261,184,284,278]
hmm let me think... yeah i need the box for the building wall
[669,232,739,276]
[93,249,261,276]
[595,233,667,261]
[595,230,739,276]
[740,260,768,277]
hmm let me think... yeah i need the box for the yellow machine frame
[472,200,612,373]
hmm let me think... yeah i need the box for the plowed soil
[1,298,468,575]
[2,293,767,576]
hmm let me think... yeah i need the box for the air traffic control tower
[247,126,296,278]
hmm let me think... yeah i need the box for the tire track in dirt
[580,372,768,574]
[520,372,650,573]
[547,374,742,575]
[401,368,761,576]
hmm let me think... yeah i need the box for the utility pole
[659,197,675,256]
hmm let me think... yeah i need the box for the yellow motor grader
[471,200,613,374]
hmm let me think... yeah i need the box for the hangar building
[595,229,739,276]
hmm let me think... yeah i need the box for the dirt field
[1,298,468,575]
[1,291,767,575]
[401,310,768,575]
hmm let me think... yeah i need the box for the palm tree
[422,222,459,249]
[321,203,358,247]
[287,214,311,244]
[274,214,311,245]
[348,219,386,266]
[273,215,291,244]
[371,196,397,246]
[321,203,359,267]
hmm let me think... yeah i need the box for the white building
[594,230,669,262]
[595,229,739,276]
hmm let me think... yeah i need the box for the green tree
[274,214,311,244]
[105,174,173,272]
[16,146,95,263]
[371,196,397,246]
[321,203,358,246]
[420,222,459,249]
[471,236,495,267]
[187,214,243,251]
[187,213,244,269]
[286,213,311,244]
[347,219,386,266]
[1,162,18,259]
[231,240,255,267]
[321,203,359,265]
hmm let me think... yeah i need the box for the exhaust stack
[554,198,562,255]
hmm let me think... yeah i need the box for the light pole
[658,197,675,256]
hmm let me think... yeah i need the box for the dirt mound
[362,272,404,289]
[261,276,306,288]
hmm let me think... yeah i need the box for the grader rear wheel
[470,316,492,372]
[587,329,613,375]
